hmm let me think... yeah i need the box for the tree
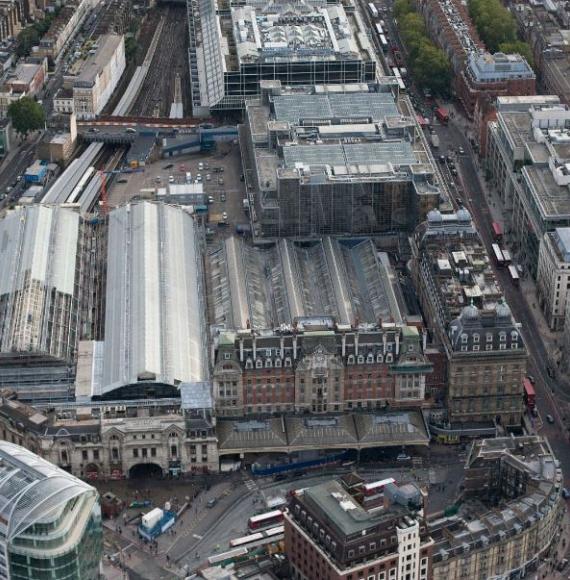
[394,0,413,18]
[413,43,452,97]
[499,40,535,68]
[8,97,45,138]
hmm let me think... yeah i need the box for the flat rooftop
[230,1,371,66]
[75,34,123,87]
[523,164,570,219]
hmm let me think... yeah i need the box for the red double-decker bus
[492,222,503,242]
[523,377,536,410]
[248,510,284,530]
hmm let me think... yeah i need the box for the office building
[431,436,565,580]
[285,476,433,580]
[537,227,570,330]
[0,441,103,579]
[71,34,126,119]
[90,201,208,400]
[241,81,441,238]
[411,209,527,429]
[0,206,86,402]
[187,0,376,114]
[486,100,570,277]
[208,236,433,416]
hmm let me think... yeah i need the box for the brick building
[285,475,433,580]
[208,236,434,417]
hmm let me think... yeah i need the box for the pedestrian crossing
[244,479,257,491]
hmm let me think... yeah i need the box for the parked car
[546,414,555,424]
[208,195,214,204]
[458,146,465,155]
[396,453,411,462]
[206,499,217,508]
[168,175,175,184]
[117,178,128,184]
[562,488,570,499]
[125,127,137,134]
[527,375,536,384]
[220,192,226,202]
[163,163,173,170]
[222,211,228,221]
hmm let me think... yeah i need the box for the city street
[429,115,570,484]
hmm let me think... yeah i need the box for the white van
[185,172,192,183]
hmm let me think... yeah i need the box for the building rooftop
[417,209,502,319]
[431,436,560,562]
[5,62,43,90]
[299,478,422,537]
[0,441,96,542]
[230,1,371,66]
[248,82,439,191]
[94,202,208,398]
[216,411,430,452]
[207,236,402,331]
[551,227,570,262]
[467,51,535,83]
[74,34,123,87]
[0,206,80,360]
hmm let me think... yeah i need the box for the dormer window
[473,333,479,343]
[366,353,374,364]
[348,354,355,365]
[461,334,468,343]
[255,358,263,369]
[275,358,282,368]
[376,353,384,363]
[386,353,393,363]
[245,358,253,369]
[265,359,273,368]
[486,333,493,342]
[284,357,292,367]
[357,355,365,364]
[499,332,506,342]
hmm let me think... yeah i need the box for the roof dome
[427,209,443,222]
[461,302,479,320]
[456,207,471,222]
[496,299,512,319]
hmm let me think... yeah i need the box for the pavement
[99,455,464,578]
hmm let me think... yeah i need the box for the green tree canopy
[499,40,535,68]
[469,0,517,51]
[8,97,45,138]
[412,42,453,97]
[394,0,414,18]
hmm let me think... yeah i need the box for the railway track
[129,6,190,117]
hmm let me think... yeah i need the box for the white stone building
[537,227,570,330]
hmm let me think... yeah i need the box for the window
[461,333,468,343]
[142,448,148,458]
[348,550,355,558]
[151,448,157,457]
[285,357,292,367]
[224,353,231,360]
[93,450,99,461]
[82,450,88,461]
[133,449,139,458]
[473,333,480,343]
[486,333,493,342]
[499,332,506,341]
[112,448,119,461]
